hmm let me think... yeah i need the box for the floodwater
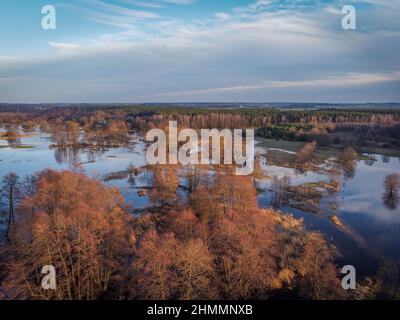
[1,129,399,277]
[256,146,400,277]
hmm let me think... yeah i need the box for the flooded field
[1,128,399,280]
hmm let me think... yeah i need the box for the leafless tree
[382,173,400,210]
[1,172,20,240]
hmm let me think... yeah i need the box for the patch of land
[257,137,400,159]
[0,145,35,149]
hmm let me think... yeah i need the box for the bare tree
[1,172,20,239]
[297,141,317,163]
[2,170,133,300]
[271,175,291,207]
[337,147,357,179]
[185,165,201,193]
[382,173,400,210]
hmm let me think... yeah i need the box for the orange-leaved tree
[2,170,134,300]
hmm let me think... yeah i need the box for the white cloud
[214,12,232,22]
[49,42,82,51]
[134,72,400,99]
[0,0,399,102]
[324,5,341,15]
[163,0,196,4]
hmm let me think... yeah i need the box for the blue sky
[0,0,399,103]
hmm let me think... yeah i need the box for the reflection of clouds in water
[340,157,400,225]
[259,158,329,184]
[0,132,148,180]
[255,146,297,156]
[340,194,400,224]
[259,162,295,178]
[84,144,148,177]
[357,162,397,174]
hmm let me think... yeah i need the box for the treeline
[0,168,361,300]
[0,110,130,148]
[256,123,400,148]
[2,106,399,152]
[129,107,399,131]
[1,106,400,130]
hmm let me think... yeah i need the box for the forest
[1,105,400,300]
[0,169,348,300]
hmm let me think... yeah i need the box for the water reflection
[2,130,400,266]
[6,137,21,147]
[382,173,400,210]
[382,155,391,164]
[52,146,106,165]
[336,147,358,181]
[1,124,22,147]
[364,157,376,166]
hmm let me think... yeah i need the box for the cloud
[214,12,232,22]
[84,0,160,19]
[133,72,400,99]
[0,0,399,102]
[49,42,82,51]
[162,0,196,4]
[233,0,316,14]
[121,0,196,8]
[324,5,341,15]
[59,0,160,29]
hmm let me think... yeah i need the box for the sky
[0,0,399,103]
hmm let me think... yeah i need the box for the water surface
[1,129,399,277]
